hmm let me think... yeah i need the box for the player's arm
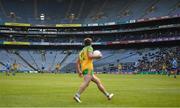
[76,58,83,77]
[87,47,102,59]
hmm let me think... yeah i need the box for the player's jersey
[118,64,122,70]
[172,59,177,69]
[13,64,17,70]
[79,45,93,72]
[6,63,10,70]
[162,63,166,70]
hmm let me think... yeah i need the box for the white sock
[105,92,109,97]
[75,93,80,98]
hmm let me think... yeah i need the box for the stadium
[0,0,180,107]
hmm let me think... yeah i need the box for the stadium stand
[0,0,179,74]
[0,0,179,24]
[0,46,179,74]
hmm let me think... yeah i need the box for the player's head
[173,57,176,61]
[84,38,92,46]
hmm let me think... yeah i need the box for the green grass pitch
[0,73,180,107]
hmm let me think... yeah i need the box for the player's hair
[84,38,92,46]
